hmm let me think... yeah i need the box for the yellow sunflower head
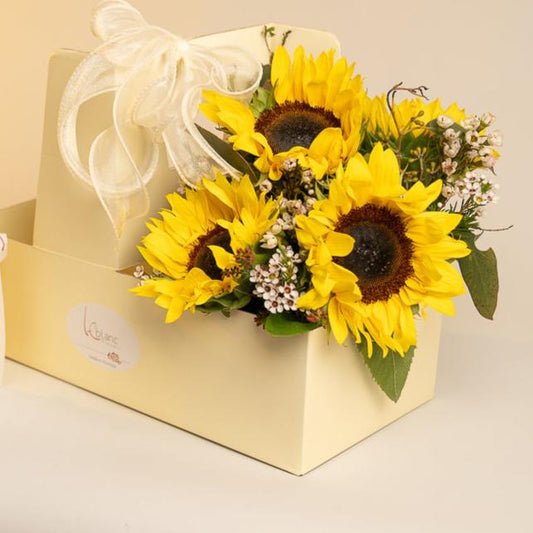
[363,94,465,140]
[133,173,278,322]
[200,45,365,181]
[295,144,470,355]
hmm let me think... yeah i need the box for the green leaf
[315,184,327,201]
[249,86,275,118]
[260,64,272,87]
[264,313,321,336]
[458,233,499,319]
[358,340,415,402]
[198,290,251,315]
[196,125,259,180]
[251,251,270,266]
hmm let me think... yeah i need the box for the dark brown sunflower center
[188,227,232,280]
[255,101,340,153]
[334,205,414,304]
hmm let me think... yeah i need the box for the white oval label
[66,303,139,371]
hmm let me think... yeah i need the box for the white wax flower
[479,147,496,168]
[270,222,282,235]
[482,155,496,168]
[466,149,479,160]
[463,116,481,130]
[305,197,317,209]
[488,130,503,147]
[441,158,458,176]
[442,184,455,198]
[444,128,459,141]
[282,158,298,172]
[444,139,461,158]
[259,179,273,193]
[301,169,315,183]
[481,112,496,126]
[260,232,278,249]
[437,115,454,128]
[465,130,482,147]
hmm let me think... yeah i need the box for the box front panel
[3,238,310,473]
[300,314,441,473]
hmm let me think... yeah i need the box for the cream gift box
[0,24,442,475]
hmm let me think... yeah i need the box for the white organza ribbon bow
[0,234,7,384]
[58,0,262,235]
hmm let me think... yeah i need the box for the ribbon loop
[58,0,262,236]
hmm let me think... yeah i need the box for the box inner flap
[0,200,36,245]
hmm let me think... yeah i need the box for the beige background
[0,2,532,531]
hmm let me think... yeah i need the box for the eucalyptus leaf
[252,251,271,266]
[358,339,415,402]
[196,125,259,180]
[458,233,499,320]
[198,290,251,315]
[215,290,251,309]
[315,185,327,201]
[198,301,227,314]
[260,64,272,87]
[250,87,275,118]
[264,313,321,336]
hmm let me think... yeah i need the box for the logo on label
[66,303,140,371]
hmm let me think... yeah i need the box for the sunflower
[363,94,465,140]
[295,144,470,355]
[200,46,365,180]
[133,173,278,322]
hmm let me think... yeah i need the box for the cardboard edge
[190,22,341,51]
[0,200,36,245]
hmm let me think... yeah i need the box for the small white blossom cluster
[462,114,502,170]
[438,116,463,175]
[133,265,150,284]
[282,198,308,216]
[300,168,316,197]
[282,158,298,172]
[260,198,308,249]
[133,265,162,286]
[441,169,499,212]
[259,179,273,193]
[175,179,187,197]
[301,170,318,210]
[249,246,302,313]
[437,113,503,177]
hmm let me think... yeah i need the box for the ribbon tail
[58,53,123,185]
[162,124,214,188]
[89,125,156,236]
[88,44,178,236]
[168,87,242,185]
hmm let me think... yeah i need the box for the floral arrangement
[133,28,503,401]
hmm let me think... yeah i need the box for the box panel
[2,202,441,474]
